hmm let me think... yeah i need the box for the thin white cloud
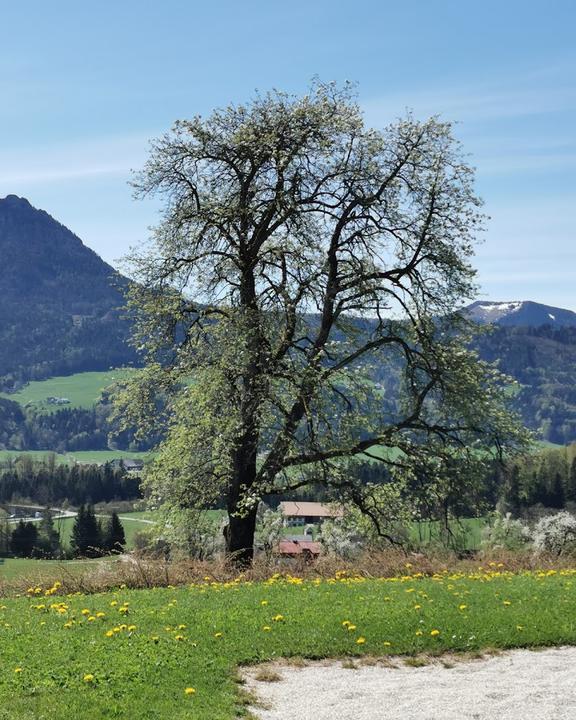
[361,67,576,126]
[0,134,151,189]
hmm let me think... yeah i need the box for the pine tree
[549,472,566,509]
[71,504,102,557]
[566,458,576,504]
[38,507,61,556]
[502,465,522,516]
[102,512,126,553]
[10,520,38,557]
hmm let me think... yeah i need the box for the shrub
[533,511,576,556]
[481,512,531,551]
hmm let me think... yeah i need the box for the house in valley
[278,501,343,527]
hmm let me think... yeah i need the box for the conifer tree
[38,506,61,556]
[10,520,38,557]
[103,512,126,553]
[71,504,102,557]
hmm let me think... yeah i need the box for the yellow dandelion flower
[105,630,114,638]
[83,674,95,683]
[459,604,467,611]
[347,624,357,631]
[261,600,268,606]
[430,629,440,636]
[503,600,511,606]
[262,626,271,631]
[273,614,284,622]
[356,637,366,644]
[415,630,423,636]
[214,632,223,638]
[14,667,22,674]
[185,687,196,695]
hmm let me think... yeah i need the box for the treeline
[0,456,141,506]
[0,506,126,559]
[497,444,576,515]
[0,397,155,453]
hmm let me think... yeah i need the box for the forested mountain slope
[0,195,137,390]
[475,325,576,444]
[0,194,575,448]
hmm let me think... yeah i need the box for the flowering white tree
[117,81,526,564]
[533,511,576,556]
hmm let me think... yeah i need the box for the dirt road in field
[244,646,576,720]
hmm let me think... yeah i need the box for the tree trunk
[226,504,258,566]
[225,439,259,565]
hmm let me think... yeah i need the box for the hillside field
[0,568,575,718]
[0,369,135,412]
[0,449,149,464]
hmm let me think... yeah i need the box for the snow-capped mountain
[466,300,576,327]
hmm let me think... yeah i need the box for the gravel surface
[243,647,576,720]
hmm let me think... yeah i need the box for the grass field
[0,369,135,411]
[0,449,149,465]
[0,568,575,718]
[51,512,155,551]
[0,557,112,581]
[409,517,488,551]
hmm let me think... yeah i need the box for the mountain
[466,300,576,327]
[474,325,576,444]
[0,195,137,389]
[1,194,575,446]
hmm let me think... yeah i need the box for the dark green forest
[0,456,141,506]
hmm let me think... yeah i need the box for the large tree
[117,82,525,563]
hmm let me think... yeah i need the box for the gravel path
[243,646,576,720]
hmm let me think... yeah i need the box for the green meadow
[0,369,135,412]
[0,449,149,465]
[0,569,575,719]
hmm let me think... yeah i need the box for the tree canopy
[117,82,526,563]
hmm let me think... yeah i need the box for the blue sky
[1,0,574,309]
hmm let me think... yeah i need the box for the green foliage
[481,512,531,551]
[0,370,155,453]
[37,507,62,556]
[9,520,38,557]
[0,457,141,506]
[70,505,102,558]
[102,512,126,553]
[495,443,576,512]
[255,504,284,559]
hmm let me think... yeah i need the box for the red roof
[277,540,322,556]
